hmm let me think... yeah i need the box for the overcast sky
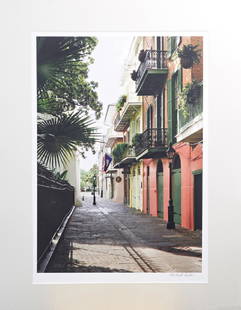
[79,35,133,171]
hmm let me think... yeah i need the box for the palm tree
[37,111,98,168]
[36,36,100,168]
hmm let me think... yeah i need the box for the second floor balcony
[134,128,168,159]
[113,144,137,168]
[176,82,203,143]
[134,50,168,96]
[114,101,141,132]
[105,128,123,148]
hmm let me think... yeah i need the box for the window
[156,89,165,129]
[173,154,181,169]
[136,117,140,133]
[138,166,141,175]
[147,105,153,129]
[172,37,181,51]
[173,73,179,110]
[167,36,181,57]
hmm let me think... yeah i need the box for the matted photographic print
[34,33,206,283]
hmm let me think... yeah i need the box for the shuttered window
[147,105,153,129]
[167,79,173,143]
[167,37,182,58]
[167,70,182,143]
[167,37,172,58]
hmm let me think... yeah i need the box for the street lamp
[93,175,96,205]
[166,143,176,229]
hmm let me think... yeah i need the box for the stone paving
[46,193,202,273]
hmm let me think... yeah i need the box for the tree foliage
[80,164,99,189]
[37,37,102,118]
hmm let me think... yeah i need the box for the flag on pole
[103,153,112,172]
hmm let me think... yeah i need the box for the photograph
[2,0,241,308]
[36,34,204,277]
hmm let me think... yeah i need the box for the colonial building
[130,36,203,230]
[101,36,203,231]
[98,104,124,203]
[111,38,143,209]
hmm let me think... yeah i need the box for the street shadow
[158,246,202,258]
[46,240,132,273]
[49,264,132,273]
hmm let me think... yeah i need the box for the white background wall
[0,1,241,310]
[112,170,124,203]
[64,153,81,206]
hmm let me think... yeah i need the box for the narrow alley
[46,193,202,273]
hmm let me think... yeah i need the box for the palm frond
[37,111,98,167]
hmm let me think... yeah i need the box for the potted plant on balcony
[177,80,202,118]
[177,44,201,69]
[116,95,127,112]
[177,85,190,118]
[138,49,147,62]
[186,80,202,104]
[112,143,129,164]
[131,133,142,147]
[131,70,138,81]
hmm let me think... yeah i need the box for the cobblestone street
[47,193,202,273]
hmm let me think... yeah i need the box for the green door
[194,172,202,230]
[157,172,164,218]
[172,168,181,224]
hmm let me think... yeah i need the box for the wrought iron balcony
[114,112,121,130]
[134,128,168,159]
[113,145,137,168]
[105,128,123,148]
[114,102,141,132]
[177,83,203,143]
[135,50,168,96]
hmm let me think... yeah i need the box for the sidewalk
[46,193,202,273]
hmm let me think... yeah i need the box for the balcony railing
[113,102,142,132]
[136,50,167,84]
[113,145,136,168]
[134,128,168,157]
[135,50,168,95]
[178,84,203,130]
[105,127,123,147]
[114,112,121,130]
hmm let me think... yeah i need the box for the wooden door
[146,166,150,214]
[157,172,164,218]
[194,173,202,230]
[172,168,181,224]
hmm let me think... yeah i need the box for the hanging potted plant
[138,49,147,62]
[131,70,138,81]
[177,44,201,69]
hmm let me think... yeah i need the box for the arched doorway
[172,154,181,224]
[157,160,164,218]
